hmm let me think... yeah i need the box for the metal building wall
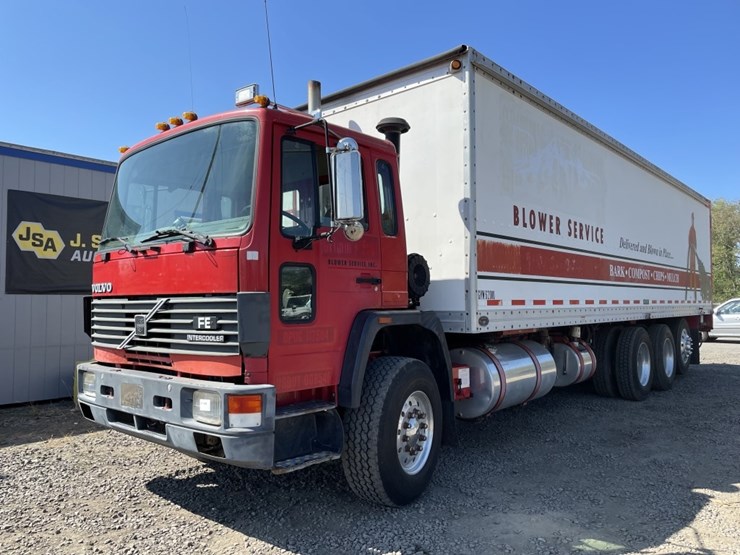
[0,142,115,405]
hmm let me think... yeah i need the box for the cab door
[374,156,408,308]
[268,124,381,400]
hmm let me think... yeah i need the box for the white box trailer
[320,45,712,335]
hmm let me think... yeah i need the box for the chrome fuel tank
[451,340,557,420]
[552,339,596,387]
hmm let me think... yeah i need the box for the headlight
[193,390,222,426]
[82,371,96,398]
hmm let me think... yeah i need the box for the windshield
[100,120,257,249]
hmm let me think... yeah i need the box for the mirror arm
[289,118,341,140]
[292,229,336,251]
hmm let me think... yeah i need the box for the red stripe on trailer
[585,300,595,305]
[476,239,696,288]
[599,300,608,305]
[612,300,619,304]
[569,300,580,305]
[512,299,526,306]
[533,300,546,306]
[486,299,502,306]
[553,300,564,305]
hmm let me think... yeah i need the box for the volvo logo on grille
[91,282,113,294]
[134,315,148,337]
[193,316,220,330]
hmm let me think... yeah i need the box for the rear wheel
[592,326,621,398]
[649,324,676,391]
[669,318,692,375]
[615,326,653,401]
[342,356,442,506]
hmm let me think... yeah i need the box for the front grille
[91,296,239,356]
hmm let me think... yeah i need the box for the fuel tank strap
[511,340,543,403]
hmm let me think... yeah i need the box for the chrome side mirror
[331,138,363,223]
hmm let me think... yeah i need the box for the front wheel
[342,356,442,506]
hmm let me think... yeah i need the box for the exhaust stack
[308,80,322,119]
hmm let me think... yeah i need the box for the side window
[281,139,317,237]
[281,137,333,234]
[377,160,397,236]
[280,265,315,323]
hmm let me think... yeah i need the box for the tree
[711,199,740,303]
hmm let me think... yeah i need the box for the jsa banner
[5,190,107,294]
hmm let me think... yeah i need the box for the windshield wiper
[98,236,133,251]
[98,236,160,254]
[141,227,214,247]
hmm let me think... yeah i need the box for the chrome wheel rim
[637,342,651,387]
[396,391,434,475]
[679,328,692,366]
[662,336,675,378]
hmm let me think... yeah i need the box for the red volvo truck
[76,46,712,506]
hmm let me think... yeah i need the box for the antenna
[184,5,195,110]
[263,0,277,104]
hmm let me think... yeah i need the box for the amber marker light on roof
[182,111,198,122]
[118,146,129,154]
[155,122,170,132]
[254,95,271,108]
[169,117,184,127]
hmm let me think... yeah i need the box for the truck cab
[77,92,450,507]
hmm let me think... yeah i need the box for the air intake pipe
[376,117,410,156]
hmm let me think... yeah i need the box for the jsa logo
[12,221,64,260]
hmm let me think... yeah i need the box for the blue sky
[1,0,738,201]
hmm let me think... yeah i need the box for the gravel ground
[1,341,739,555]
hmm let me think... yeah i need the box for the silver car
[707,298,740,340]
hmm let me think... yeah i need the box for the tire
[648,324,676,391]
[407,253,430,304]
[341,356,442,506]
[690,328,701,365]
[615,326,653,401]
[669,318,692,375]
[592,326,621,397]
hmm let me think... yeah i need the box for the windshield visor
[101,120,257,249]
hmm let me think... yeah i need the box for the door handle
[356,276,382,285]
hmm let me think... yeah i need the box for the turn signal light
[227,394,262,428]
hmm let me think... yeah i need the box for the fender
[338,309,453,408]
